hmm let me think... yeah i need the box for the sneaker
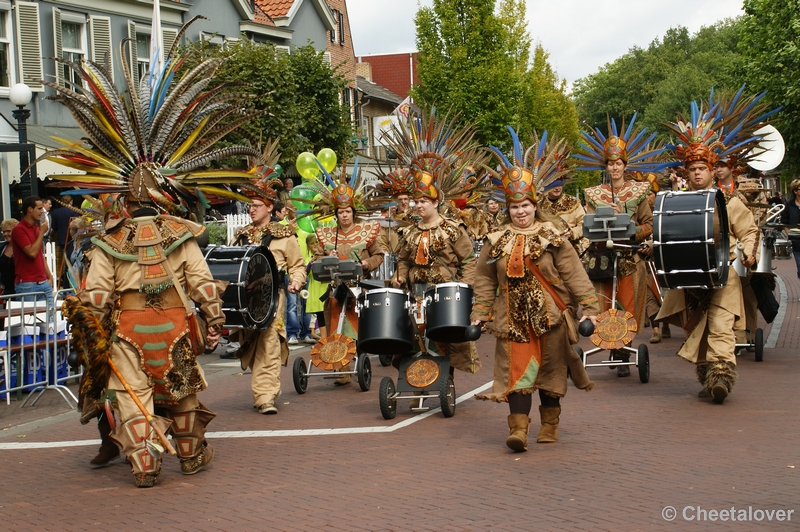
[287,336,299,345]
[301,335,317,344]
[258,403,278,414]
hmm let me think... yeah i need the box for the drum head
[245,247,280,327]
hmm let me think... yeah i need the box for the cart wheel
[574,346,585,366]
[357,353,372,391]
[378,353,393,367]
[754,327,764,362]
[439,375,456,418]
[637,344,650,383]
[378,377,397,419]
[292,357,308,394]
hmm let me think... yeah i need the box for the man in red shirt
[11,196,54,309]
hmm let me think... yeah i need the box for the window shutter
[52,7,62,86]
[330,9,335,43]
[89,15,113,78]
[15,1,43,91]
[127,20,138,91]
[338,12,344,45]
[162,27,178,58]
[323,51,331,66]
[275,45,290,56]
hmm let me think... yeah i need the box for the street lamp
[9,82,37,201]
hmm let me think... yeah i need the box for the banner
[392,96,412,120]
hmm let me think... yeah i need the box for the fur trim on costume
[696,364,709,386]
[62,296,111,406]
[704,361,737,395]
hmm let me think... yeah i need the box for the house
[0,0,338,218]
[354,67,403,161]
[357,52,419,99]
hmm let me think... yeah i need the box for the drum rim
[364,287,410,296]
[424,282,471,291]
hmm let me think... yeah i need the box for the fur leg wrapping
[506,414,530,452]
[537,405,561,443]
[705,361,737,404]
[696,364,711,397]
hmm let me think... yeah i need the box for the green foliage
[180,38,351,167]
[572,20,746,136]
[204,221,228,246]
[412,0,577,148]
[740,0,800,174]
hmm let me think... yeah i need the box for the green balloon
[295,152,319,180]
[289,184,316,211]
[317,148,337,173]
[297,216,317,233]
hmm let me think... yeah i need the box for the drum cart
[371,283,481,420]
[291,257,372,394]
[579,206,650,383]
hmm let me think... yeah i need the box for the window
[330,9,337,43]
[338,11,345,45]
[55,12,87,88]
[136,32,150,82]
[0,11,10,87]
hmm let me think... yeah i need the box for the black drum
[424,282,474,343]
[652,189,729,290]
[357,288,415,355]
[204,245,280,329]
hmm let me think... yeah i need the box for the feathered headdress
[240,138,285,205]
[663,85,780,169]
[381,109,487,203]
[295,157,389,221]
[374,162,414,198]
[487,126,573,204]
[35,16,265,217]
[575,113,668,174]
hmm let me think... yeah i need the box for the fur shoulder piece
[487,222,566,261]
[92,216,194,261]
[538,194,580,215]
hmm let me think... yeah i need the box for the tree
[180,38,351,167]
[740,0,800,174]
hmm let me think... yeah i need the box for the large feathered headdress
[663,85,780,169]
[380,109,487,203]
[574,113,668,174]
[240,137,285,205]
[487,126,573,204]
[36,16,265,217]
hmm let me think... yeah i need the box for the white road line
[0,382,493,450]
[765,274,787,349]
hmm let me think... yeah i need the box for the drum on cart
[424,282,474,343]
[774,238,793,260]
[652,189,730,290]
[203,245,280,329]
[357,288,416,355]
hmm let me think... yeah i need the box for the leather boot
[649,327,661,344]
[90,414,120,467]
[617,353,631,377]
[536,405,561,443]
[705,361,737,404]
[334,363,352,385]
[661,323,671,338]
[505,414,530,452]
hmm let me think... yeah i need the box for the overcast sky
[347,0,745,88]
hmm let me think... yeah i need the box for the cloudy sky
[347,0,745,87]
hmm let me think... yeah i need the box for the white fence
[225,213,252,244]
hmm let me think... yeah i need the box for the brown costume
[231,222,306,408]
[538,193,587,253]
[82,213,224,484]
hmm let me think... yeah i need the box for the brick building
[326,0,358,123]
[356,52,419,99]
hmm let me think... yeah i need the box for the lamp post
[9,83,37,202]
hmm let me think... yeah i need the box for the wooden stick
[107,357,176,456]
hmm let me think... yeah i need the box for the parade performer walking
[45,17,265,486]
[657,99,764,404]
[385,110,487,377]
[299,159,387,384]
[575,115,666,376]
[231,143,306,412]
[471,127,599,452]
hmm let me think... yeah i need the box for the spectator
[41,197,52,240]
[11,196,54,309]
[0,218,18,295]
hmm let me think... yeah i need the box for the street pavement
[1,260,799,531]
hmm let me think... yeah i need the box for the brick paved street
[2,260,800,531]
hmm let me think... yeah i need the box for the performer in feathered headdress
[295,158,388,385]
[54,17,260,487]
[657,89,772,404]
[382,109,486,380]
[471,126,599,452]
[228,138,307,410]
[574,114,668,376]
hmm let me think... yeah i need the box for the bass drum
[357,288,416,355]
[204,245,280,329]
[652,189,730,290]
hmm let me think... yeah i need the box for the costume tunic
[315,220,385,340]
[395,216,480,373]
[232,222,306,407]
[471,222,599,400]
[81,214,224,474]
[656,194,759,365]
[538,193,588,252]
[584,180,652,331]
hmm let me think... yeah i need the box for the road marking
[0,382,493,450]
[765,274,787,349]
